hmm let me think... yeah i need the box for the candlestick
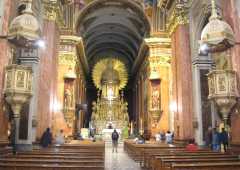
[130,121,133,135]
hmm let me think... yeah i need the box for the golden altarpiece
[91,59,129,136]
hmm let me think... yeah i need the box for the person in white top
[165,131,173,144]
[155,133,161,142]
[55,129,65,145]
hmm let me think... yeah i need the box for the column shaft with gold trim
[168,4,194,140]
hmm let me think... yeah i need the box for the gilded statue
[64,86,73,109]
[152,86,160,110]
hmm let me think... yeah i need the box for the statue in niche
[64,84,74,110]
[152,85,160,110]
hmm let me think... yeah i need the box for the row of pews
[124,140,240,170]
[0,141,105,170]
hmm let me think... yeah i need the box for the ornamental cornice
[58,52,77,66]
[145,37,171,48]
[149,55,171,67]
[60,35,82,45]
[42,0,64,27]
[166,2,189,35]
[145,37,172,60]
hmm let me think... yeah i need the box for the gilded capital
[167,3,189,35]
[42,0,64,26]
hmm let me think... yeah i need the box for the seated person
[165,131,173,144]
[155,132,161,142]
[186,139,198,152]
[160,131,165,141]
[55,129,65,145]
[137,135,145,144]
[76,132,84,140]
[40,128,52,148]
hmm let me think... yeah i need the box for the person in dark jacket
[40,128,52,148]
[212,128,220,151]
[219,128,228,152]
[205,127,213,149]
[112,129,119,153]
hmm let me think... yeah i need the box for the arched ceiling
[76,0,150,72]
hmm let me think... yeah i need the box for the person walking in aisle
[219,128,228,152]
[112,129,119,153]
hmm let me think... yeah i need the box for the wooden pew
[124,140,183,164]
[153,154,239,170]
[8,155,103,160]
[0,158,104,165]
[160,158,240,170]
[0,147,12,157]
[0,163,104,170]
[170,162,240,170]
[0,142,105,170]
[143,148,211,168]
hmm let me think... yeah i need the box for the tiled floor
[105,143,142,170]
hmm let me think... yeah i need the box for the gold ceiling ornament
[200,0,235,52]
[92,58,128,90]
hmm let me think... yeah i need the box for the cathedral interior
[0,0,240,169]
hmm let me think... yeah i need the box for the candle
[130,121,133,135]
[140,118,143,135]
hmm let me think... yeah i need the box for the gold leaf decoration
[92,58,128,90]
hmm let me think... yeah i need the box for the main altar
[90,59,129,138]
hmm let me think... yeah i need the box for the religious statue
[152,86,160,110]
[64,86,73,110]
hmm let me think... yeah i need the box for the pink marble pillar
[37,20,59,139]
[171,24,194,141]
[0,0,15,143]
[222,0,240,145]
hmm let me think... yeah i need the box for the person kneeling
[55,129,65,145]
[186,139,198,152]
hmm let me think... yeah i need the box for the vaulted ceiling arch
[76,0,150,72]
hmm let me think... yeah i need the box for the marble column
[0,0,15,144]
[222,0,240,145]
[171,24,194,140]
[37,19,59,139]
[192,55,213,145]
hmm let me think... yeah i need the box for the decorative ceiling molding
[76,0,151,72]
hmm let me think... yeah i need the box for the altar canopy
[91,59,129,135]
